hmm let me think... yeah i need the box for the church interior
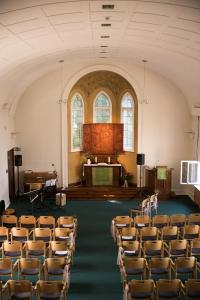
[0,0,200,299]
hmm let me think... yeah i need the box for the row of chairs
[0,227,75,246]
[111,213,200,241]
[0,257,69,283]
[1,215,77,230]
[120,256,199,283]
[124,278,200,300]
[0,279,67,300]
[1,240,72,261]
[117,239,200,262]
[115,224,200,244]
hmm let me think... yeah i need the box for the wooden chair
[182,224,199,241]
[170,214,186,228]
[174,256,197,280]
[166,239,188,258]
[143,240,164,258]
[149,257,173,280]
[53,228,74,251]
[35,280,67,300]
[48,241,71,263]
[25,240,46,259]
[184,279,200,299]
[120,257,148,285]
[188,213,200,225]
[0,257,15,280]
[140,226,158,241]
[156,279,183,299]
[0,226,9,243]
[112,216,133,240]
[2,215,17,228]
[43,258,69,282]
[117,241,141,265]
[2,241,22,259]
[125,279,155,300]
[57,216,77,230]
[32,228,52,242]
[18,215,36,230]
[190,237,200,259]
[37,216,55,229]
[4,279,33,300]
[134,215,151,229]
[17,257,42,281]
[152,215,170,229]
[117,226,138,244]
[10,227,29,242]
[161,226,179,241]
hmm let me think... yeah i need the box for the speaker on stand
[137,154,145,198]
[15,155,22,197]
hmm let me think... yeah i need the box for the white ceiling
[0,0,200,112]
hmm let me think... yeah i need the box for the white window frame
[93,91,112,123]
[121,92,134,152]
[71,93,84,152]
[180,160,200,184]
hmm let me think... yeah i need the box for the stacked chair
[112,198,200,299]
[0,213,77,299]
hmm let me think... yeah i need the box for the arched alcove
[66,70,138,186]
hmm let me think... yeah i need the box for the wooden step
[64,186,138,200]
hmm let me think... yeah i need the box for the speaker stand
[16,166,20,197]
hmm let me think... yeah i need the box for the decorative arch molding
[61,64,144,187]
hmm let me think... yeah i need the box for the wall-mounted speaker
[15,155,22,166]
[137,153,145,165]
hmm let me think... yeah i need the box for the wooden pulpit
[145,166,174,200]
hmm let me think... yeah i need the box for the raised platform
[64,186,138,200]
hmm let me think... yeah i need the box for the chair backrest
[153,215,170,228]
[134,215,151,228]
[128,279,155,299]
[2,215,17,228]
[37,216,55,228]
[188,213,200,225]
[170,214,186,227]
[25,240,46,258]
[57,216,77,228]
[36,280,67,299]
[33,228,52,242]
[156,279,182,298]
[0,226,9,241]
[140,226,158,240]
[6,280,32,299]
[2,241,22,258]
[10,227,29,242]
[19,215,36,229]
[185,279,200,298]
[161,226,178,240]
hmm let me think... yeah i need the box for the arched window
[93,91,112,123]
[121,92,134,151]
[71,93,84,151]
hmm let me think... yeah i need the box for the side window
[71,93,84,151]
[93,91,112,123]
[121,92,134,151]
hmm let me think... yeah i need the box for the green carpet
[9,195,200,299]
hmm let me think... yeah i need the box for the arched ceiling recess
[0,0,200,113]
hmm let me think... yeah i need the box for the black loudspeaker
[15,155,22,166]
[137,153,145,165]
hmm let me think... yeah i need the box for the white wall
[0,109,15,206]
[15,62,192,195]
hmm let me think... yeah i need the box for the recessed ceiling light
[105,16,110,20]
[99,56,106,58]
[101,23,111,27]
[102,4,114,9]
[101,35,110,38]
[100,45,108,47]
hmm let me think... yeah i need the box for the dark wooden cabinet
[194,186,200,208]
[145,167,173,200]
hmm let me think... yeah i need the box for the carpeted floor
[9,195,200,300]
